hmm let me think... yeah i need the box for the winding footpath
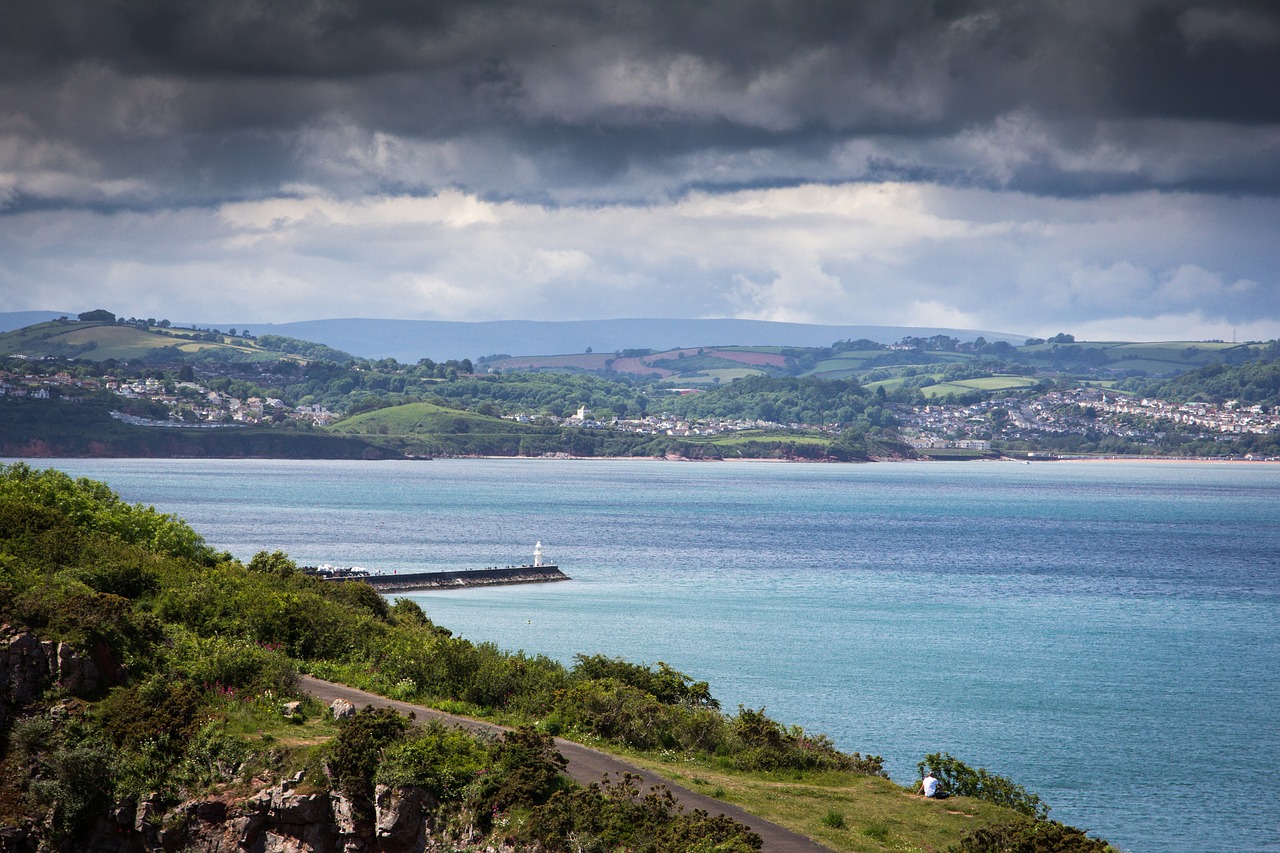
[299,675,831,853]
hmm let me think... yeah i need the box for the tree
[77,309,116,323]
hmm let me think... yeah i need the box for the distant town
[4,362,1276,459]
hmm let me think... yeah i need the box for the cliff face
[0,626,122,730]
[0,773,496,853]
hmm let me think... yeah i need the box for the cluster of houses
[896,387,1279,447]
[1087,393,1278,435]
[0,371,97,400]
[1,369,336,428]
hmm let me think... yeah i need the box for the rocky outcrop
[0,625,121,729]
[5,774,446,853]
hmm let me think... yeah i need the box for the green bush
[573,654,720,709]
[169,631,298,694]
[523,773,762,852]
[919,752,1047,819]
[325,707,410,820]
[469,726,568,827]
[97,675,204,751]
[375,721,489,801]
[951,819,1112,853]
[0,463,215,564]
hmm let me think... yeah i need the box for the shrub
[97,676,204,751]
[325,707,410,820]
[573,654,720,709]
[522,773,762,852]
[952,819,1112,853]
[31,739,117,839]
[170,631,298,695]
[919,752,1047,819]
[470,726,568,826]
[375,721,489,801]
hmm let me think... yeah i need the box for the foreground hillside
[0,464,1114,852]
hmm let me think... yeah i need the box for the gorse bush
[375,721,489,800]
[951,819,1112,853]
[573,654,720,709]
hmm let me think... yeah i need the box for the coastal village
[4,363,1277,453]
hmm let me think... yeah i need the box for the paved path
[299,675,831,853]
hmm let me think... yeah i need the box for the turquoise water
[21,458,1280,853]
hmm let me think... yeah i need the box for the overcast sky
[2,0,1278,340]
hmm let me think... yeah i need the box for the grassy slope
[0,321,278,362]
[328,401,530,436]
[622,754,1018,853]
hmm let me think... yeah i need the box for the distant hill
[0,311,76,332]
[194,317,1027,362]
[0,319,353,363]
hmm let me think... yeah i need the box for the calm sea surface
[19,457,1280,853]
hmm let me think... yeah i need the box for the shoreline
[6,452,1278,466]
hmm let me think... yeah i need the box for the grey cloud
[3,0,1279,209]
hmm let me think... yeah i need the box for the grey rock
[374,785,434,852]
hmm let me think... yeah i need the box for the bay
[18,457,1280,853]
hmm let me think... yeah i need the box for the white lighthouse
[534,540,544,567]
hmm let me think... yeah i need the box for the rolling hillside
[0,319,351,363]
[187,317,1028,361]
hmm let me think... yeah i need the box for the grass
[328,401,526,436]
[0,321,286,362]
[612,750,1020,853]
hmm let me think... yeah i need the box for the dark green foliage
[951,819,1111,853]
[247,549,299,577]
[375,721,488,800]
[389,597,432,628]
[31,738,118,839]
[317,578,393,621]
[522,773,762,852]
[666,376,869,425]
[730,707,884,775]
[97,676,204,750]
[919,753,1047,819]
[0,462,214,563]
[574,654,720,709]
[470,726,568,824]
[169,631,298,694]
[325,707,410,820]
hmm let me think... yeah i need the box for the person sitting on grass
[921,769,945,798]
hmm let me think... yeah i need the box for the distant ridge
[0,311,74,332]
[192,318,1028,362]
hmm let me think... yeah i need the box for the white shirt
[922,775,939,797]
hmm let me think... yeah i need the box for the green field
[328,401,521,436]
[916,375,1039,398]
[0,321,287,362]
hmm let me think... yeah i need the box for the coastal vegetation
[0,464,1115,851]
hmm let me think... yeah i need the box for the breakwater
[359,565,569,592]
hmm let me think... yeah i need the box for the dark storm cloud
[2,0,1279,208]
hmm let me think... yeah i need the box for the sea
[15,457,1279,853]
